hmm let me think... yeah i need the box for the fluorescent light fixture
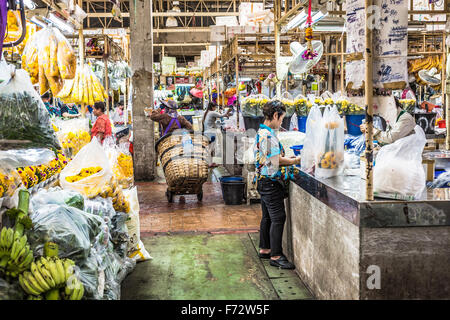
[16,0,36,10]
[284,9,329,32]
[285,10,307,31]
[313,25,345,32]
[30,16,47,29]
[48,13,75,34]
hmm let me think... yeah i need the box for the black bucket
[220,176,245,205]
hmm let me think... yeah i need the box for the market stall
[268,0,450,300]
[0,1,145,301]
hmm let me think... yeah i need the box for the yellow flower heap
[0,170,19,198]
[87,177,130,213]
[16,152,70,189]
[113,153,134,188]
[61,130,91,156]
[65,166,102,183]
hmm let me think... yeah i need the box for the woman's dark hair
[263,100,286,121]
[93,101,106,113]
[203,102,217,124]
[41,92,50,100]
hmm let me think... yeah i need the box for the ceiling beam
[153,42,210,47]
[87,12,238,18]
[153,27,210,32]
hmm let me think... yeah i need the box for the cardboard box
[227,26,244,40]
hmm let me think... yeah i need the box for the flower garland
[302,0,318,61]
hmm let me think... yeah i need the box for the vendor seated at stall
[150,100,192,136]
[360,97,415,145]
[91,101,112,144]
[255,100,301,270]
[202,102,232,141]
[112,100,126,126]
[60,103,80,119]
[41,92,60,117]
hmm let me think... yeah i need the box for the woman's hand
[360,123,367,133]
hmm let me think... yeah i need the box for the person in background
[202,102,232,139]
[60,102,80,119]
[41,92,60,117]
[255,100,300,270]
[360,96,416,146]
[91,101,112,144]
[150,100,192,137]
[112,100,126,126]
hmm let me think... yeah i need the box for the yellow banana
[37,260,56,288]
[43,257,61,286]
[31,262,51,292]
[54,258,65,286]
[23,271,45,294]
[19,273,39,295]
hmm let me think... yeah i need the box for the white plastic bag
[301,105,322,172]
[374,126,426,200]
[60,138,113,197]
[123,187,152,262]
[315,105,345,179]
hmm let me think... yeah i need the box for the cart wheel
[197,192,203,202]
[166,190,174,203]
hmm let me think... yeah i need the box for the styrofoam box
[239,2,264,26]
[227,26,245,40]
[216,16,238,26]
[210,25,226,43]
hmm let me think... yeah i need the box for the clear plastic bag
[431,171,450,188]
[30,187,84,210]
[374,126,427,200]
[0,66,60,149]
[301,105,322,172]
[278,131,306,157]
[28,204,104,261]
[21,32,39,84]
[315,105,345,179]
[60,138,113,197]
[123,187,151,262]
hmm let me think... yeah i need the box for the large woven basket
[155,131,210,190]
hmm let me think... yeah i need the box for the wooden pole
[340,36,345,92]
[104,35,110,115]
[216,46,219,106]
[364,0,374,201]
[446,36,450,150]
[275,23,281,97]
[235,55,239,130]
[78,0,85,117]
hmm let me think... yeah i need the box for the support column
[130,0,156,180]
[364,0,374,201]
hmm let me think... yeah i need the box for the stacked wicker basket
[156,132,210,195]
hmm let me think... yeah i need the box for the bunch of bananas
[0,227,33,277]
[57,63,108,105]
[65,166,103,183]
[19,256,84,300]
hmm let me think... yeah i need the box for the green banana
[76,282,84,300]
[20,273,41,296]
[36,260,56,288]
[31,262,51,292]
[12,244,28,265]
[0,228,7,249]
[63,259,74,282]
[69,284,80,300]
[11,235,27,261]
[18,250,33,269]
[54,258,65,286]
[24,271,45,294]
[44,258,61,286]
[13,230,21,241]
[5,228,14,250]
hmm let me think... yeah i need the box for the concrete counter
[283,171,450,299]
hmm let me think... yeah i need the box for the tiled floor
[137,181,262,235]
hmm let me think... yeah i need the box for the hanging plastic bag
[0,66,60,149]
[289,112,298,131]
[301,105,322,172]
[373,126,426,200]
[123,187,152,262]
[60,138,113,197]
[315,105,345,179]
